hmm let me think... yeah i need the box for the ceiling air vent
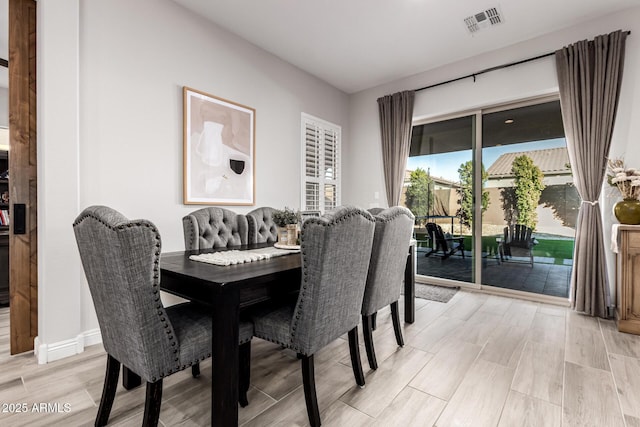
[464,7,503,34]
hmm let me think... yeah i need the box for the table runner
[189,246,300,266]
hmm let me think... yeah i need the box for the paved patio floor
[415,248,571,298]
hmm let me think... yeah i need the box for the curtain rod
[0,58,7,68]
[414,30,631,93]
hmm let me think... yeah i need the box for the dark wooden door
[8,0,37,355]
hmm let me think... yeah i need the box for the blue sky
[407,138,566,182]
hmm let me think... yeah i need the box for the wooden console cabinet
[615,225,640,335]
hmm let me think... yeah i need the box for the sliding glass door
[403,98,574,299]
[405,114,476,285]
[481,100,574,297]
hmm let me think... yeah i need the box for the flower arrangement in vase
[272,207,301,245]
[607,158,640,224]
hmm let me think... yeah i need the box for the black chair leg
[142,380,163,427]
[371,312,377,330]
[301,354,321,427]
[95,354,120,427]
[122,365,142,390]
[391,301,404,347]
[191,363,200,378]
[362,314,378,370]
[239,341,251,407]
[348,327,365,387]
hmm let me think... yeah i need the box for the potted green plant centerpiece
[272,207,301,246]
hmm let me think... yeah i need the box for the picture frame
[183,86,255,205]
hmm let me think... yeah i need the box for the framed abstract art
[183,86,255,205]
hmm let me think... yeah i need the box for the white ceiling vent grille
[464,7,503,34]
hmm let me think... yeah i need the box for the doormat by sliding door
[403,283,459,303]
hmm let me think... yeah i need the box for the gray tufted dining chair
[362,206,415,370]
[182,207,249,250]
[247,206,278,244]
[73,206,254,426]
[367,207,385,215]
[182,207,251,381]
[250,206,376,427]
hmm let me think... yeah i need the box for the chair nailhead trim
[254,333,291,350]
[75,210,181,370]
[290,206,376,345]
[372,207,415,223]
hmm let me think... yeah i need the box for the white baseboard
[80,328,103,347]
[35,328,102,364]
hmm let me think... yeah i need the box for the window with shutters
[301,114,341,213]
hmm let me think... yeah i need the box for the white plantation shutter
[301,114,341,213]
[305,122,320,179]
[324,130,337,180]
[305,182,320,211]
[324,184,337,210]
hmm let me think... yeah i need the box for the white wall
[346,6,640,300]
[37,0,82,362]
[37,0,348,361]
[78,0,349,247]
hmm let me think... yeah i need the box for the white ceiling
[1,1,638,92]
[172,0,639,93]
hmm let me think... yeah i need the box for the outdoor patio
[415,248,571,298]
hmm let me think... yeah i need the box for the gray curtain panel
[555,30,627,318]
[377,90,415,206]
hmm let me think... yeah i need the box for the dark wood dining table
[143,242,415,426]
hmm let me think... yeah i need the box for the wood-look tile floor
[1,291,639,426]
